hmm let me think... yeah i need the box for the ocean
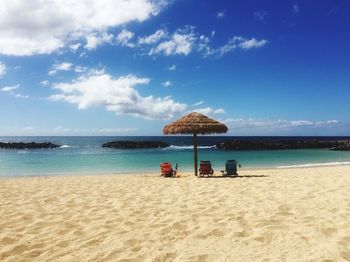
[1,136,350,177]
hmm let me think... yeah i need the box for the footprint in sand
[0,236,16,245]
[321,227,338,237]
[341,251,350,261]
[124,238,139,247]
[188,254,218,262]
[153,252,177,262]
[1,243,30,257]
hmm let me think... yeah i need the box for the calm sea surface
[1,136,350,177]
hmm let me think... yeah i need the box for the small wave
[17,150,29,154]
[277,161,350,169]
[60,145,74,148]
[167,145,216,150]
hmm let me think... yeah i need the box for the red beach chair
[160,162,177,177]
[199,160,214,177]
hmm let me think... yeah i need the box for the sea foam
[277,161,350,169]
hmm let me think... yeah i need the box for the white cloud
[204,36,268,57]
[1,84,28,99]
[223,118,341,129]
[168,65,176,71]
[149,28,196,56]
[217,11,225,19]
[239,38,268,49]
[74,66,88,73]
[138,29,167,44]
[0,0,169,56]
[1,84,19,92]
[69,43,81,52]
[194,107,226,115]
[49,71,186,119]
[161,81,172,87]
[52,126,138,135]
[40,80,50,86]
[48,62,73,76]
[115,25,268,58]
[85,32,113,50]
[14,93,29,99]
[193,100,204,106]
[116,30,134,47]
[97,128,139,134]
[0,61,6,77]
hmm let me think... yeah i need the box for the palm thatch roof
[163,112,228,135]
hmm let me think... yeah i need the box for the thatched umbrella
[163,112,228,176]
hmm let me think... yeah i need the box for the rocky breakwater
[216,140,350,150]
[0,142,61,149]
[102,141,170,149]
[330,141,350,151]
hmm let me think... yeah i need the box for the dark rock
[0,142,61,149]
[102,141,170,149]
[330,142,350,151]
[216,140,350,151]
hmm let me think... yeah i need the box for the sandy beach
[1,166,350,262]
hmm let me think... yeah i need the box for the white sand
[1,166,350,261]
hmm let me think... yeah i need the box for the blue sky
[0,0,349,136]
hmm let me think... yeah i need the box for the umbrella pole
[193,134,198,176]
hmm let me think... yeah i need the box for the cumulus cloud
[69,43,81,52]
[116,30,135,47]
[48,62,73,76]
[0,0,169,56]
[49,71,186,119]
[161,80,172,87]
[117,26,268,58]
[74,66,88,73]
[138,29,167,44]
[149,27,196,56]
[85,32,113,50]
[0,61,6,77]
[146,27,267,57]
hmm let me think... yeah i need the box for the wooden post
[193,134,198,176]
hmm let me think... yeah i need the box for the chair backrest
[200,160,212,173]
[226,160,237,174]
[160,162,172,174]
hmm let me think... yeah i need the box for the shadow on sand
[197,175,269,179]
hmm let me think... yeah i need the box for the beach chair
[160,162,178,177]
[221,160,240,177]
[199,160,214,177]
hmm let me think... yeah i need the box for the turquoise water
[1,136,350,177]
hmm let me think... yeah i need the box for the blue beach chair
[221,160,240,177]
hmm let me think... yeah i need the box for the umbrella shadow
[197,175,269,179]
